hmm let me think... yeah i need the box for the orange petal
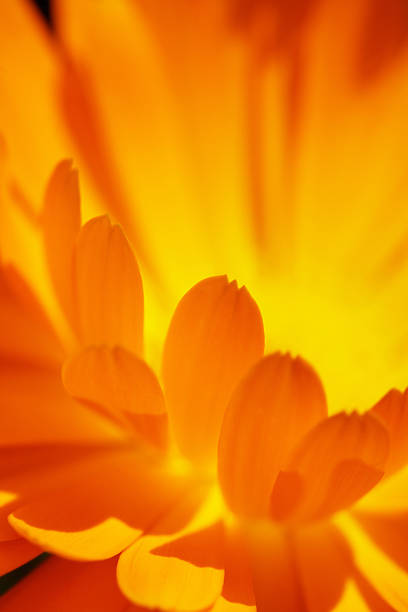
[0,556,133,612]
[0,265,63,366]
[222,523,255,606]
[162,276,264,466]
[117,486,224,611]
[0,443,125,543]
[353,510,408,574]
[55,0,255,298]
[63,345,165,416]
[218,353,327,517]
[0,362,123,446]
[287,412,389,521]
[73,216,143,355]
[8,448,197,561]
[371,388,408,474]
[247,521,352,612]
[63,345,167,448]
[0,1,69,210]
[247,522,306,612]
[0,538,41,576]
[42,159,80,326]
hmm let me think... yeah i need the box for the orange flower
[0,162,405,612]
[1,1,408,610]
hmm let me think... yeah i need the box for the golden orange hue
[1,0,408,611]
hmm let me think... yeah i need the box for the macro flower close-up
[1,0,408,610]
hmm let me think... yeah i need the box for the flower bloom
[1,0,408,610]
[0,163,406,612]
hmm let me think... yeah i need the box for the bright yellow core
[257,272,408,414]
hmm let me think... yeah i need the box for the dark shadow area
[32,0,51,26]
[0,553,49,596]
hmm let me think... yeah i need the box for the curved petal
[63,345,165,416]
[0,556,135,612]
[218,352,327,517]
[337,513,408,610]
[63,345,167,447]
[8,448,194,561]
[162,276,264,466]
[353,510,408,574]
[370,388,408,474]
[117,486,224,611]
[42,159,81,327]
[0,362,123,446]
[73,216,144,354]
[285,412,389,521]
[211,597,256,611]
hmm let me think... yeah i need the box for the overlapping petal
[218,352,327,517]
[163,275,264,466]
[117,486,224,610]
[7,447,195,561]
[280,412,389,521]
[73,216,144,354]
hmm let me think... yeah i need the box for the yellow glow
[336,513,408,610]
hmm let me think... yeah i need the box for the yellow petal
[8,448,192,561]
[218,352,327,517]
[73,216,143,354]
[117,486,224,611]
[162,276,264,466]
[211,597,255,612]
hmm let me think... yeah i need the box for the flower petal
[117,487,224,611]
[42,159,81,326]
[286,412,389,521]
[218,353,327,517]
[247,521,351,612]
[63,345,165,416]
[353,510,408,574]
[211,597,255,612]
[0,538,41,576]
[63,345,168,448]
[337,513,408,610]
[73,216,143,354]
[370,388,408,474]
[0,362,123,446]
[162,276,264,466]
[0,556,132,612]
[0,0,69,209]
[55,0,256,297]
[0,265,63,366]
[8,449,193,561]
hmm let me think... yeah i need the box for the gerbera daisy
[1,0,408,610]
